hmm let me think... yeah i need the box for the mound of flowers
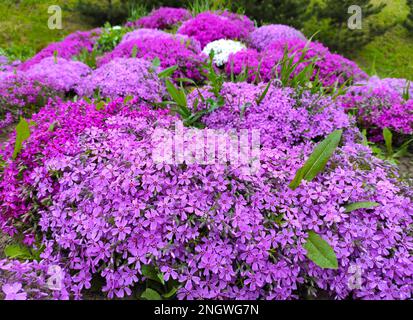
[249,24,306,51]
[98,36,205,80]
[76,58,165,100]
[177,11,255,48]
[18,30,100,71]
[339,76,413,137]
[226,38,368,86]
[127,7,192,29]
[0,6,413,301]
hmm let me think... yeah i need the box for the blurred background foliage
[1,0,412,79]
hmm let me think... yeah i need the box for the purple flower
[2,283,27,300]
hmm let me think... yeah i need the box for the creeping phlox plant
[177,11,255,48]
[249,24,307,51]
[76,58,166,100]
[126,7,192,30]
[18,30,100,71]
[339,76,413,137]
[0,6,413,301]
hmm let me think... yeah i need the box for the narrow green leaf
[13,118,31,159]
[141,288,162,300]
[151,57,161,69]
[158,65,178,78]
[131,45,138,58]
[345,201,380,213]
[304,231,338,269]
[165,79,187,108]
[289,130,343,190]
[383,128,393,156]
[256,81,272,105]
[163,286,178,299]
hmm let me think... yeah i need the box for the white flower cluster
[202,39,246,67]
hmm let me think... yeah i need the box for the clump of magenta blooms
[0,6,412,301]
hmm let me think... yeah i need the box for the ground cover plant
[0,4,412,301]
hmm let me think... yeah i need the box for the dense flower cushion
[177,12,255,48]
[76,58,165,100]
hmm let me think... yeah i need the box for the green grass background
[1,0,412,79]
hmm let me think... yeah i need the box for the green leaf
[256,81,272,105]
[141,288,162,300]
[13,118,31,159]
[163,286,178,299]
[151,57,161,69]
[131,45,138,58]
[383,128,393,156]
[4,244,32,260]
[304,231,338,269]
[158,65,178,78]
[141,264,164,284]
[345,201,380,213]
[96,101,105,111]
[289,130,343,190]
[123,95,134,104]
[165,79,187,108]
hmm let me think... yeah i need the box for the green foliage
[307,0,391,54]
[141,288,162,300]
[127,2,148,22]
[303,231,338,269]
[345,201,380,212]
[363,128,413,165]
[4,243,44,261]
[13,118,31,160]
[289,130,343,190]
[188,0,233,15]
[238,0,310,28]
[94,22,129,54]
[405,0,413,32]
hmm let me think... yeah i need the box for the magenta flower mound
[128,7,192,29]
[120,29,202,52]
[76,58,166,100]
[225,48,261,81]
[18,30,99,71]
[225,39,367,86]
[339,76,413,135]
[0,71,60,125]
[177,11,255,48]
[25,57,91,92]
[249,24,306,51]
[98,37,205,80]
[2,82,412,300]
[120,28,169,44]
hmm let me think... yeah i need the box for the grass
[0,0,92,59]
[351,0,413,80]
